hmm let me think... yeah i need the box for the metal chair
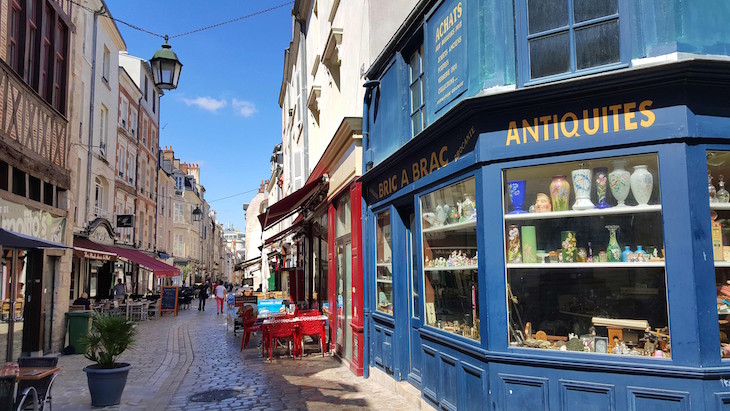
[0,374,40,411]
[17,357,58,411]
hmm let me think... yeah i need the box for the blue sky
[106,0,292,229]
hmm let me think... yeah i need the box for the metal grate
[189,389,240,402]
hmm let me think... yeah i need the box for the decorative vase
[561,231,577,263]
[507,180,527,214]
[634,246,647,262]
[605,225,621,262]
[718,175,730,203]
[448,204,460,223]
[709,172,718,203]
[521,226,537,263]
[436,202,447,226]
[594,167,610,209]
[462,194,476,220]
[621,246,632,262]
[630,165,653,206]
[550,175,570,212]
[571,164,594,210]
[609,161,631,207]
[507,225,522,263]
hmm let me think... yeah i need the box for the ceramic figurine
[630,165,653,206]
[587,241,594,262]
[561,231,577,263]
[571,163,594,210]
[462,194,476,220]
[550,175,570,211]
[605,225,622,262]
[507,225,522,263]
[534,193,552,213]
[709,172,718,203]
[436,202,447,226]
[448,205,460,223]
[577,248,587,262]
[422,212,439,227]
[609,160,631,207]
[594,167,610,209]
[507,180,527,214]
[718,175,730,203]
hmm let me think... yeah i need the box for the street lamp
[150,36,183,90]
[192,205,203,222]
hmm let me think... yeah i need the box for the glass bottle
[605,225,621,262]
[718,175,730,203]
[709,172,718,203]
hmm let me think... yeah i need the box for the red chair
[240,309,261,351]
[267,321,299,362]
[297,317,326,358]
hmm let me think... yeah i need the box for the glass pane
[527,0,568,34]
[503,154,669,358]
[529,32,570,79]
[706,151,730,359]
[410,214,419,318]
[420,177,479,340]
[575,20,620,70]
[344,243,353,361]
[411,113,422,136]
[574,0,618,23]
[410,52,420,83]
[410,81,421,114]
[376,211,393,315]
[336,194,351,237]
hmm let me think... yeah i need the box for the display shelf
[506,262,665,269]
[422,219,477,234]
[714,262,730,268]
[711,203,730,211]
[376,278,393,283]
[424,265,478,271]
[376,263,392,268]
[503,204,662,221]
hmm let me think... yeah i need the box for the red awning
[108,246,180,278]
[73,237,117,262]
[258,176,328,230]
[263,215,304,246]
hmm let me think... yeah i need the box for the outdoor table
[17,367,60,381]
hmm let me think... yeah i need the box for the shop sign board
[0,197,66,243]
[160,286,179,316]
[116,214,134,228]
[427,0,467,113]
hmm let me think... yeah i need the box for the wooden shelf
[422,219,477,234]
[506,262,665,269]
[424,265,478,271]
[503,204,662,221]
[714,262,730,268]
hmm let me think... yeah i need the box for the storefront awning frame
[108,245,180,278]
[258,175,328,230]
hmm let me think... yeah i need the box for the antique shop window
[376,210,393,315]
[706,151,730,359]
[503,154,669,357]
[420,177,479,340]
[522,0,620,82]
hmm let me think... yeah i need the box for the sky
[106,0,293,230]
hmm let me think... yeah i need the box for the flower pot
[83,363,131,407]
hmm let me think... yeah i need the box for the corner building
[361,0,730,409]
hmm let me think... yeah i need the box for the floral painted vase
[571,164,594,210]
[594,167,610,209]
[462,195,476,220]
[507,225,522,263]
[609,160,631,207]
[507,180,527,214]
[605,225,621,262]
[630,165,653,206]
[634,246,647,262]
[561,231,577,263]
[550,175,570,212]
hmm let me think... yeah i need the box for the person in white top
[215,282,226,315]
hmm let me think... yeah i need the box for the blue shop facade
[359,0,730,409]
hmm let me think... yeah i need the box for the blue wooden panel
[500,373,549,411]
[628,387,690,411]
[559,380,615,411]
[373,325,384,367]
[440,353,458,410]
[461,361,486,411]
[715,392,730,410]
[383,330,393,372]
[422,345,439,403]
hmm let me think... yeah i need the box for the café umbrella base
[83,363,131,407]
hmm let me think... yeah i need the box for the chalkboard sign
[160,286,179,316]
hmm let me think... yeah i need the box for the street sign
[116,214,134,228]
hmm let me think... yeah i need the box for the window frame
[408,43,425,138]
[516,0,630,86]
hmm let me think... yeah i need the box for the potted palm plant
[79,314,137,407]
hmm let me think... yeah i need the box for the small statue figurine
[534,193,552,213]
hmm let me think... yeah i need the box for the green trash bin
[66,311,93,354]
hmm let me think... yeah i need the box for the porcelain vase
[594,167,610,209]
[630,165,653,206]
[507,180,527,214]
[550,175,570,212]
[462,195,476,220]
[521,226,537,263]
[609,161,631,207]
[606,225,621,262]
[571,166,594,210]
[507,225,522,263]
[561,231,577,263]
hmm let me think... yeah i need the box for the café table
[17,367,60,381]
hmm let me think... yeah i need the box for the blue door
[406,211,422,386]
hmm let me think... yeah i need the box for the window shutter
[293,150,303,191]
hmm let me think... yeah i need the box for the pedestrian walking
[113,279,126,301]
[215,282,226,315]
[198,280,209,311]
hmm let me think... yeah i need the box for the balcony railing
[93,206,109,219]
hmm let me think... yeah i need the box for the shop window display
[706,151,730,359]
[376,211,393,315]
[420,177,480,340]
[503,154,670,357]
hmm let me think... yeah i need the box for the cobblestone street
[52,305,416,410]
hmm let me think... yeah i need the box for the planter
[83,363,131,407]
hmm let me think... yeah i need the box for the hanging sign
[0,197,66,243]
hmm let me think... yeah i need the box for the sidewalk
[52,303,417,410]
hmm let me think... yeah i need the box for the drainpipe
[297,21,309,175]
[85,6,105,228]
[361,79,379,379]
[154,92,161,254]
[133,96,142,248]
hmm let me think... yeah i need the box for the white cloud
[232,99,258,117]
[181,96,227,112]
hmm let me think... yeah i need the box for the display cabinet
[420,177,480,340]
[706,150,730,359]
[503,154,670,357]
[376,210,393,315]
